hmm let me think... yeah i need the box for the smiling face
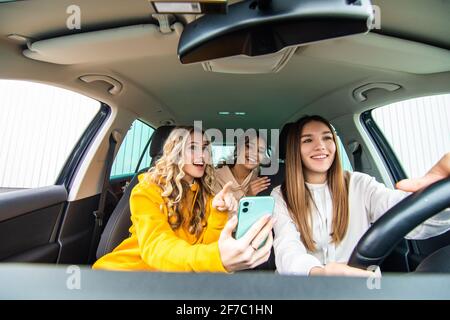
[236,135,267,171]
[182,131,211,182]
[299,120,336,183]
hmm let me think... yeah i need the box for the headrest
[149,125,175,158]
[278,122,294,161]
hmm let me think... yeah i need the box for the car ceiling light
[219,111,247,116]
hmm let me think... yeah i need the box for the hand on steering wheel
[396,153,450,192]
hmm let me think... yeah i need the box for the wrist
[309,266,325,276]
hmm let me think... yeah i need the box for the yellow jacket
[92,174,228,272]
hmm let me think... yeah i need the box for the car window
[211,135,353,172]
[372,93,450,178]
[110,119,155,179]
[0,80,100,192]
[336,135,353,172]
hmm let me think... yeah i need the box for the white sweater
[271,171,450,276]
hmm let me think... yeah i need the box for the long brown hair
[145,126,215,236]
[281,115,349,252]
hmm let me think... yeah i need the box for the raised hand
[247,177,271,196]
[396,152,450,192]
[212,181,238,214]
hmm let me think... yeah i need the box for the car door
[0,79,106,263]
[364,93,450,271]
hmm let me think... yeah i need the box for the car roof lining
[1,0,448,49]
[0,0,449,131]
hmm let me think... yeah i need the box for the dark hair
[217,131,268,168]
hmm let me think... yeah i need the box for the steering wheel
[348,177,450,272]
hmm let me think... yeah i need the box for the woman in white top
[272,115,450,277]
[214,132,271,202]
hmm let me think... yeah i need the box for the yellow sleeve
[130,183,227,273]
[198,197,229,244]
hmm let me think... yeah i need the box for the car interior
[0,0,449,289]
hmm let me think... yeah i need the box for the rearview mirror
[178,0,374,64]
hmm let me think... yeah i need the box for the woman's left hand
[247,177,271,196]
[213,181,238,214]
[396,152,450,192]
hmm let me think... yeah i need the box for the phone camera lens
[243,202,249,207]
[243,208,248,213]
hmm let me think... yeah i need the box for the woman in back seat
[214,132,271,204]
[93,126,274,272]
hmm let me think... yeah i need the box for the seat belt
[352,143,363,172]
[349,141,363,172]
[87,132,118,263]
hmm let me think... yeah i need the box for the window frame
[109,119,156,180]
[56,103,111,190]
[134,119,156,173]
[360,110,407,183]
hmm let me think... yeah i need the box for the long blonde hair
[281,115,349,252]
[145,126,215,236]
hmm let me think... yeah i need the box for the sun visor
[23,23,183,65]
[299,33,450,74]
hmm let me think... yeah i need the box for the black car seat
[250,122,293,271]
[96,125,174,259]
[259,122,293,196]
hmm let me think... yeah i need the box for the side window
[372,93,450,178]
[332,124,353,172]
[110,119,155,179]
[0,80,100,192]
[336,135,353,172]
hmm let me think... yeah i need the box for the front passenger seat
[95,125,174,259]
[251,122,293,271]
[259,122,293,196]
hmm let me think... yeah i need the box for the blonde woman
[93,126,274,272]
[272,115,450,276]
[214,133,271,202]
